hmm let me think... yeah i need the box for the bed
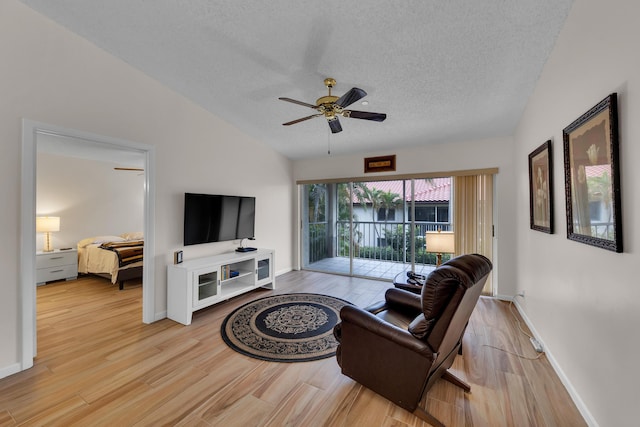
[77,232,144,290]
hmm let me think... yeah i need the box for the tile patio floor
[307,256,436,282]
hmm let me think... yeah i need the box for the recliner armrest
[339,305,435,357]
[365,288,422,316]
[384,288,422,312]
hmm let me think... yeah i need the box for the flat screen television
[184,193,255,246]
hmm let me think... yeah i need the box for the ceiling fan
[279,78,387,134]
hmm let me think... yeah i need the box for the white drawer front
[37,263,77,283]
[36,251,76,268]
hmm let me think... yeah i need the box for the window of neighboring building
[377,207,396,221]
[411,206,432,221]
[436,206,449,222]
[411,204,449,222]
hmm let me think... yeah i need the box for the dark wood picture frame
[529,140,554,233]
[364,154,396,173]
[562,93,622,252]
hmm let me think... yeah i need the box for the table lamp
[425,230,454,267]
[36,216,60,252]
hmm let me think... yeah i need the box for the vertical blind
[454,174,494,294]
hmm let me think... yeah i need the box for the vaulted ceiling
[20,0,574,159]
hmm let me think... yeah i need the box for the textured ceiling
[20,0,574,159]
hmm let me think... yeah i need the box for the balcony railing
[308,223,329,263]
[307,220,452,264]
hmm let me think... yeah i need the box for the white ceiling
[20,0,574,160]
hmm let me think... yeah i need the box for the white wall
[0,0,293,375]
[514,1,640,425]
[37,153,144,250]
[293,136,517,297]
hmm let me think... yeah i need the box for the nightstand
[36,249,78,285]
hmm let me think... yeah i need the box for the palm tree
[359,186,384,241]
[308,184,326,223]
[378,190,402,257]
[354,185,402,251]
[378,190,402,223]
[336,183,365,256]
[352,184,378,219]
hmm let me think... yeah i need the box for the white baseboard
[275,267,293,277]
[512,299,599,427]
[0,362,22,380]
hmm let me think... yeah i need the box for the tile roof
[355,178,451,203]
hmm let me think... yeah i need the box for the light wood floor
[0,271,586,426]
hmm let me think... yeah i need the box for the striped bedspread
[99,240,144,268]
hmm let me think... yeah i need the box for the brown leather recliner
[333,254,492,427]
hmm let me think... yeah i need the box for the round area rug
[221,293,351,362]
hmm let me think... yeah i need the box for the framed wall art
[364,154,396,173]
[528,140,554,233]
[562,93,622,252]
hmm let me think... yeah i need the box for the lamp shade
[36,216,60,233]
[425,231,454,254]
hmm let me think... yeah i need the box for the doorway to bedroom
[20,121,156,371]
[37,133,145,289]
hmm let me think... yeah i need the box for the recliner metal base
[413,370,471,427]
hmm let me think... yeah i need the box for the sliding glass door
[301,182,352,275]
[301,177,453,281]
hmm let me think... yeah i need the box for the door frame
[20,119,156,371]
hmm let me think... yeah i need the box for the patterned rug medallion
[221,293,351,362]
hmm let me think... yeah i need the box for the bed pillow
[77,235,125,248]
[120,231,144,241]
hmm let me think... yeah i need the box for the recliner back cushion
[408,267,468,340]
[444,254,492,286]
[407,254,492,341]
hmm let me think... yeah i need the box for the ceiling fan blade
[278,97,318,109]
[282,114,322,126]
[343,110,387,122]
[328,118,342,134]
[335,87,367,108]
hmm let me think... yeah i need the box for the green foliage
[355,245,398,261]
[355,225,452,265]
[307,184,326,223]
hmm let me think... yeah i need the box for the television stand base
[236,247,257,252]
[167,248,275,325]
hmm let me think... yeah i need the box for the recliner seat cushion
[376,309,415,330]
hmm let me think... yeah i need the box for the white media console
[167,248,275,325]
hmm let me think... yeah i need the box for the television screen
[184,193,255,246]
